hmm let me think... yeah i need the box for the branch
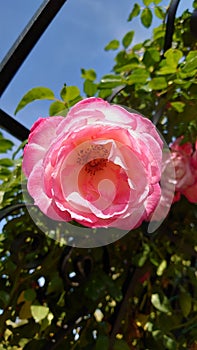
[109,266,142,349]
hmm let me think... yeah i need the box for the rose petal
[27,160,70,221]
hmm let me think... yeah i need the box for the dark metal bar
[153,0,181,125]
[0,0,68,97]
[0,109,29,141]
[163,0,181,53]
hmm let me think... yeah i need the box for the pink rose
[22,98,163,230]
[170,137,197,203]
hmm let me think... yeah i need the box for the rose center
[77,144,109,167]
[85,158,107,176]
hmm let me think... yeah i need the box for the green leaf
[104,39,120,51]
[60,85,80,103]
[148,77,167,90]
[114,339,130,350]
[47,273,64,295]
[0,290,10,307]
[127,69,149,84]
[151,293,171,313]
[143,50,160,67]
[193,0,197,9]
[164,48,183,67]
[157,260,167,276]
[84,80,98,97]
[179,292,192,317]
[31,305,49,322]
[134,243,150,267]
[143,0,152,5]
[24,289,36,302]
[133,42,143,51]
[171,101,185,112]
[154,6,165,19]
[0,133,14,153]
[153,25,165,40]
[98,88,112,99]
[15,87,55,114]
[163,335,177,349]
[99,74,124,89]
[0,167,11,180]
[12,140,27,159]
[0,158,13,167]
[81,68,97,81]
[19,301,32,319]
[182,53,197,73]
[49,101,67,116]
[128,3,141,21]
[141,7,153,28]
[94,336,109,350]
[159,49,183,75]
[122,31,134,49]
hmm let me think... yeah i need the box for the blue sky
[0,0,194,142]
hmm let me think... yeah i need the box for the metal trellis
[0,0,67,140]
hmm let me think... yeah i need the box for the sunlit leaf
[128,3,141,21]
[157,260,167,276]
[154,6,165,19]
[182,54,197,73]
[141,7,153,28]
[143,0,152,5]
[81,68,97,81]
[0,133,14,153]
[49,101,67,116]
[31,305,49,323]
[104,39,120,51]
[0,158,13,167]
[171,101,185,112]
[148,77,167,90]
[143,48,161,67]
[99,74,124,89]
[84,80,98,97]
[163,335,177,349]
[122,31,134,48]
[127,69,149,84]
[60,85,81,102]
[164,48,183,67]
[15,87,55,114]
[151,293,171,313]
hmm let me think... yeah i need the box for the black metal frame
[0,0,67,96]
[163,0,181,52]
[0,0,67,140]
[0,0,185,141]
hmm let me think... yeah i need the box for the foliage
[1,1,197,349]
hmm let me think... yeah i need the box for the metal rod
[0,109,29,141]
[163,0,181,53]
[0,0,67,97]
